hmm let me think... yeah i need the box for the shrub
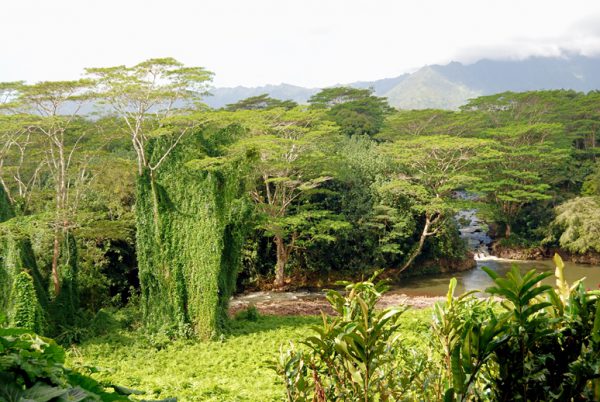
[234,304,260,322]
[438,254,600,401]
[276,273,408,401]
[280,256,600,401]
[10,271,43,333]
[0,328,125,401]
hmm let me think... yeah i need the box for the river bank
[230,256,600,316]
[229,290,444,316]
[492,243,600,265]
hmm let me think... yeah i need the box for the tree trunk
[505,223,511,238]
[51,227,61,296]
[274,234,289,288]
[399,216,431,273]
[149,170,162,241]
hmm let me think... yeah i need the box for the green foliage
[0,184,14,222]
[374,134,486,271]
[470,123,570,236]
[582,162,600,196]
[225,94,297,111]
[221,108,349,286]
[550,196,600,254]
[0,215,49,333]
[276,274,409,401]
[434,255,600,401]
[137,123,252,338]
[309,87,392,137]
[70,315,323,401]
[376,108,485,142]
[432,279,504,401]
[233,305,260,322]
[484,257,600,401]
[0,328,127,401]
[10,272,43,333]
[50,232,79,329]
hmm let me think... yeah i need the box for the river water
[232,207,600,306]
[390,258,600,297]
[230,258,600,312]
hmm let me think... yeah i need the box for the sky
[2,0,600,88]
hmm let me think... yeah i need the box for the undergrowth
[67,311,431,401]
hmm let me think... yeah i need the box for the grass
[67,309,433,402]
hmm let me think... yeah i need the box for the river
[389,257,600,297]
[230,258,600,314]
[231,207,600,311]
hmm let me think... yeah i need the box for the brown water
[231,259,600,309]
[390,258,600,297]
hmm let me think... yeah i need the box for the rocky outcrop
[396,253,477,279]
[491,243,547,260]
[492,243,600,264]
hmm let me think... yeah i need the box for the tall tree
[377,108,486,141]
[224,108,345,287]
[4,79,94,295]
[471,123,570,238]
[383,135,490,272]
[309,87,392,137]
[86,58,214,176]
[225,94,297,111]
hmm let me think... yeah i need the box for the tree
[376,108,486,141]
[225,94,297,111]
[2,79,95,296]
[86,57,214,176]
[0,114,45,210]
[582,162,600,195]
[226,108,345,287]
[471,123,570,238]
[550,196,600,254]
[309,87,392,137]
[382,135,490,272]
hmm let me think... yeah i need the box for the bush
[437,254,600,401]
[234,305,260,322]
[275,273,408,401]
[279,256,600,401]
[0,328,125,401]
[10,271,44,333]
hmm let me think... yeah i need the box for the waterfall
[456,209,496,260]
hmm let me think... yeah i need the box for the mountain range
[204,55,600,110]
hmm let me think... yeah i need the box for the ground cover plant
[66,313,427,401]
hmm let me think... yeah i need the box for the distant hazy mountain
[204,55,600,110]
[382,67,481,110]
[205,84,320,108]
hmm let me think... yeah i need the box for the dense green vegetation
[32,256,590,401]
[1,58,600,399]
[276,257,600,401]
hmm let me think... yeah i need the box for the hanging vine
[136,123,252,339]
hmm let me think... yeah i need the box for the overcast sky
[3,0,600,88]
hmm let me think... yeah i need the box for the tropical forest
[0,54,599,401]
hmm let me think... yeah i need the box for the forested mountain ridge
[204,55,600,109]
